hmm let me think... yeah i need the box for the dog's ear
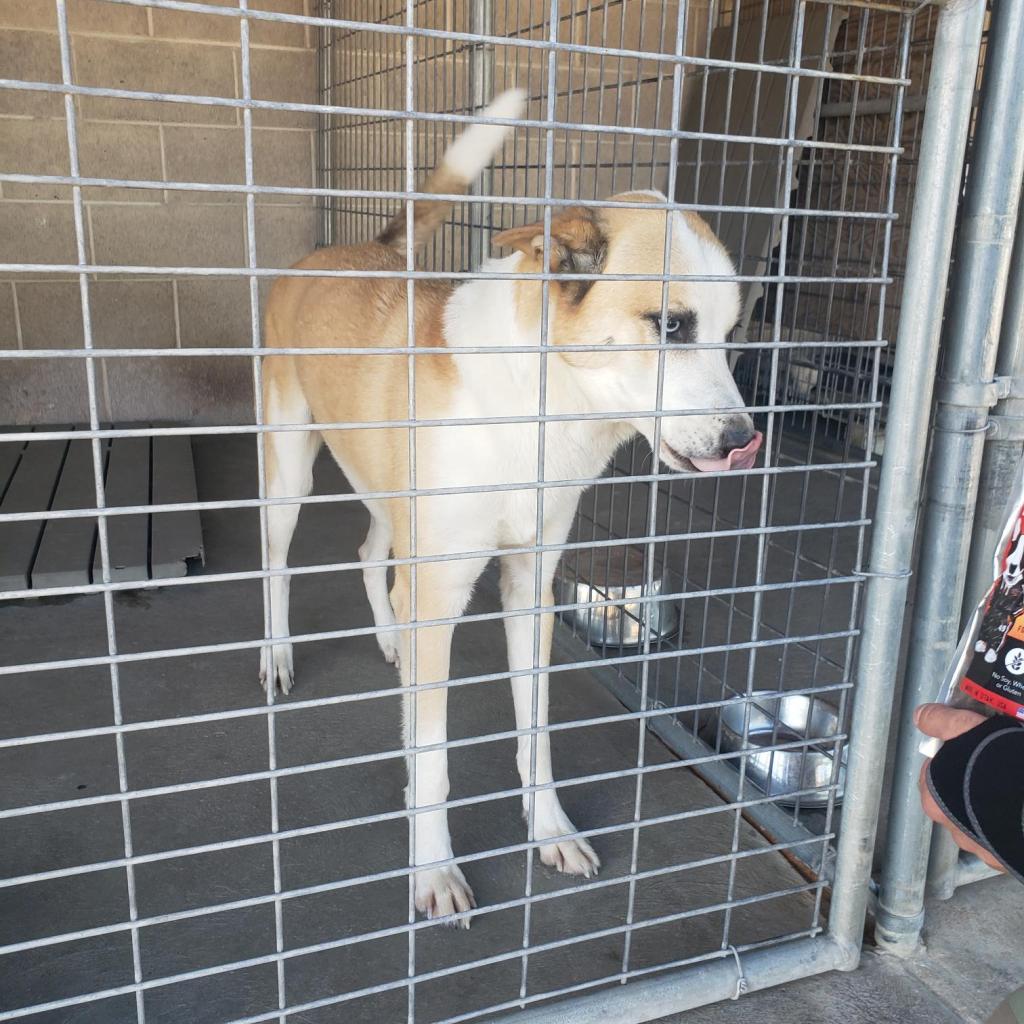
[493,207,607,304]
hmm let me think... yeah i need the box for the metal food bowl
[715,692,847,807]
[561,548,679,643]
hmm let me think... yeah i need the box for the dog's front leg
[393,560,482,927]
[500,552,600,879]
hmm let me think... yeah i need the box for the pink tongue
[690,431,763,473]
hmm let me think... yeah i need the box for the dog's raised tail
[377,89,525,252]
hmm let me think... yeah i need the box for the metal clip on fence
[727,945,748,1000]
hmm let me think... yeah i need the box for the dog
[260,89,761,926]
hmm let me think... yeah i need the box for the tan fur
[264,242,456,558]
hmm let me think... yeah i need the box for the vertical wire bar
[404,3,420,1018]
[619,0,689,979]
[720,0,805,952]
[468,1,494,271]
[518,2,559,1001]
[53,3,145,1021]
[238,3,287,1018]
[812,1,914,924]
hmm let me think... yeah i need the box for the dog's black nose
[720,419,756,453]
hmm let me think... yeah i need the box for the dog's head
[494,190,760,472]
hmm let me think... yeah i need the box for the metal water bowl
[716,692,847,807]
[561,548,679,643]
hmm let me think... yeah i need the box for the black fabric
[926,715,1024,884]
[965,728,1024,884]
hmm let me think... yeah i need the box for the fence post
[874,0,1024,955]
[927,184,1024,901]
[825,0,987,965]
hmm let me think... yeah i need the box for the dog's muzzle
[688,430,763,473]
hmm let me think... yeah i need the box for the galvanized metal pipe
[826,0,988,961]
[928,182,1024,901]
[874,0,1024,955]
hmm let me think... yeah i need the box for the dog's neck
[442,256,633,477]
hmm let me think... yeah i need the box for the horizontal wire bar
[0,464,876,540]
[1,695,846,794]
[0,78,903,157]
[78,0,913,88]
[0,759,843,897]
[0,408,880,447]
[0,517,865,631]
[0,257,893,285]
[435,929,823,1024]
[0,832,828,958]
[0,339,888,360]
[0,656,853,821]
[0,877,824,1022]
[0,576,856,749]
[0,173,901,222]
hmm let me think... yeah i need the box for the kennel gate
[0,0,990,1022]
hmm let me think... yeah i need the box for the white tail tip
[442,88,527,184]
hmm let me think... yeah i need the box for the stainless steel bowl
[715,692,847,807]
[559,576,680,648]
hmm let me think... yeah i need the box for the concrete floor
[4,433,1021,1024]
[667,873,1024,1024]
[1,435,821,1024]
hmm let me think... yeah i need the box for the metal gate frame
[875,0,1024,953]
[0,0,1001,1020]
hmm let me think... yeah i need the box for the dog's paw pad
[415,866,476,928]
[539,837,600,879]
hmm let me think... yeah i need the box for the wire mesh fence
[0,0,963,1022]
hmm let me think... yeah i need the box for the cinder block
[68,0,151,36]
[14,280,84,349]
[250,0,309,50]
[176,276,253,348]
[248,46,316,127]
[153,0,309,48]
[91,279,177,349]
[0,30,64,117]
[0,281,18,349]
[253,204,316,269]
[90,203,246,269]
[0,203,80,267]
[79,121,165,202]
[0,357,90,425]
[253,127,313,199]
[1,0,151,35]
[163,124,246,200]
[151,0,242,44]
[0,117,71,200]
[75,36,238,125]
[102,355,254,425]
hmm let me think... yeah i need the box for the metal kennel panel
[0,2,989,1024]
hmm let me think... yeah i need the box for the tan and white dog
[260,90,761,925]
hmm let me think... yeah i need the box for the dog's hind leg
[359,503,399,666]
[261,366,320,694]
[500,551,600,879]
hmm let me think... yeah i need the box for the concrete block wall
[325,0,711,269]
[0,0,319,426]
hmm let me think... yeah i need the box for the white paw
[259,643,294,694]
[975,640,987,652]
[985,649,998,664]
[539,834,600,878]
[530,804,600,878]
[377,629,401,667]
[414,865,476,927]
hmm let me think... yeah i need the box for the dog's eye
[647,311,695,344]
